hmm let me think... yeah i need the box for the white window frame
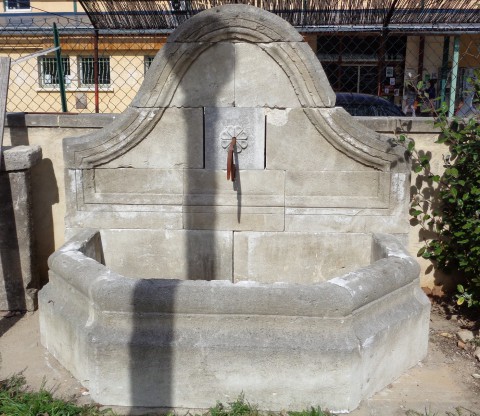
[38,55,71,89]
[79,56,111,88]
[5,0,31,12]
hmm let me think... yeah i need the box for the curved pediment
[64,6,404,171]
[167,4,304,44]
[63,4,410,239]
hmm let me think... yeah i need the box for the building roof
[0,12,93,34]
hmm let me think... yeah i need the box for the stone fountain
[39,5,430,413]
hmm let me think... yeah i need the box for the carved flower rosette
[220,125,248,153]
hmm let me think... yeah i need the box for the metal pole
[448,36,460,117]
[0,57,11,158]
[417,36,425,84]
[94,29,99,114]
[440,36,450,105]
[53,23,68,112]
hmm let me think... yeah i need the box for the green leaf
[451,187,458,198]
[457,297,465,306]
[457,284,465,293]
[409,208,423,217]
[417,247,426,257]
[413,165,423,173]
[448,167,459,178]
[407,140,415,152]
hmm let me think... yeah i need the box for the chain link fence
[1,13,168,113]
[1,4,479,115]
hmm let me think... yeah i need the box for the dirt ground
[0,299,479,416]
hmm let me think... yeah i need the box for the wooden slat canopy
[78,0,480,31]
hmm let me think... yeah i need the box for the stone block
[184,169,284,207]
[184,169,285,231]
[58,114,117,129]
[265,108,370,172]
[65,210,182,235]
[0,146,42,311]
[234,43,301,108]
[285,171,390,209]
[169,42,235,108]
[100,229,233,280]
[234,232,372,284]
[103,108,204,169]
[205,107,265,170]
[82,168,184,205]
[183,206,284,231]
[285,211,409,235]
[1,145,42,171]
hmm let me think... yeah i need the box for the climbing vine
[398,70,480,308]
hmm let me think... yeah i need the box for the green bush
[404,70,480,307]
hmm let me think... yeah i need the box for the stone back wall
[3,114,446,289]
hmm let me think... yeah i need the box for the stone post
[0,145,42,311]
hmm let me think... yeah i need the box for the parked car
[335,92,405,117]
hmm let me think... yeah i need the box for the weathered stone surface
[184,169,284,207]
[41,3,426,414]
[40,232,429,412]
[103,108,204,169]
[234,43,301,108]
[285,171,390,209]
[183,206,284,231]
[169,42,235,108]
[100,229,233,280]
[205,107,265,170]
[1,145,42,171]
[167,4,304,43]
[265,108,370,172]
[285,212,409,234]
[0,146,42,311]
[65,211,182,236]
[234,232,372,284]
[457,329,475,343]
[83,168,184,205]
[183,169,284,231]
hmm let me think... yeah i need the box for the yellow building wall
[30,0,82,13]
[2,35,167,113]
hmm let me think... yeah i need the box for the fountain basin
[39,229,429,413]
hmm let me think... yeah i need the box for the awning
[78,0,480,33]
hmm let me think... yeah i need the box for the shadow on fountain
[129,10,233,410]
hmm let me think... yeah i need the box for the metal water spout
[227,136,236,182]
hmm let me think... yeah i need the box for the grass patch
[2,374,477,416]
[208,395,334,416]
[0,373,115,416]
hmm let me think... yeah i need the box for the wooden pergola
[78,0,480,33]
